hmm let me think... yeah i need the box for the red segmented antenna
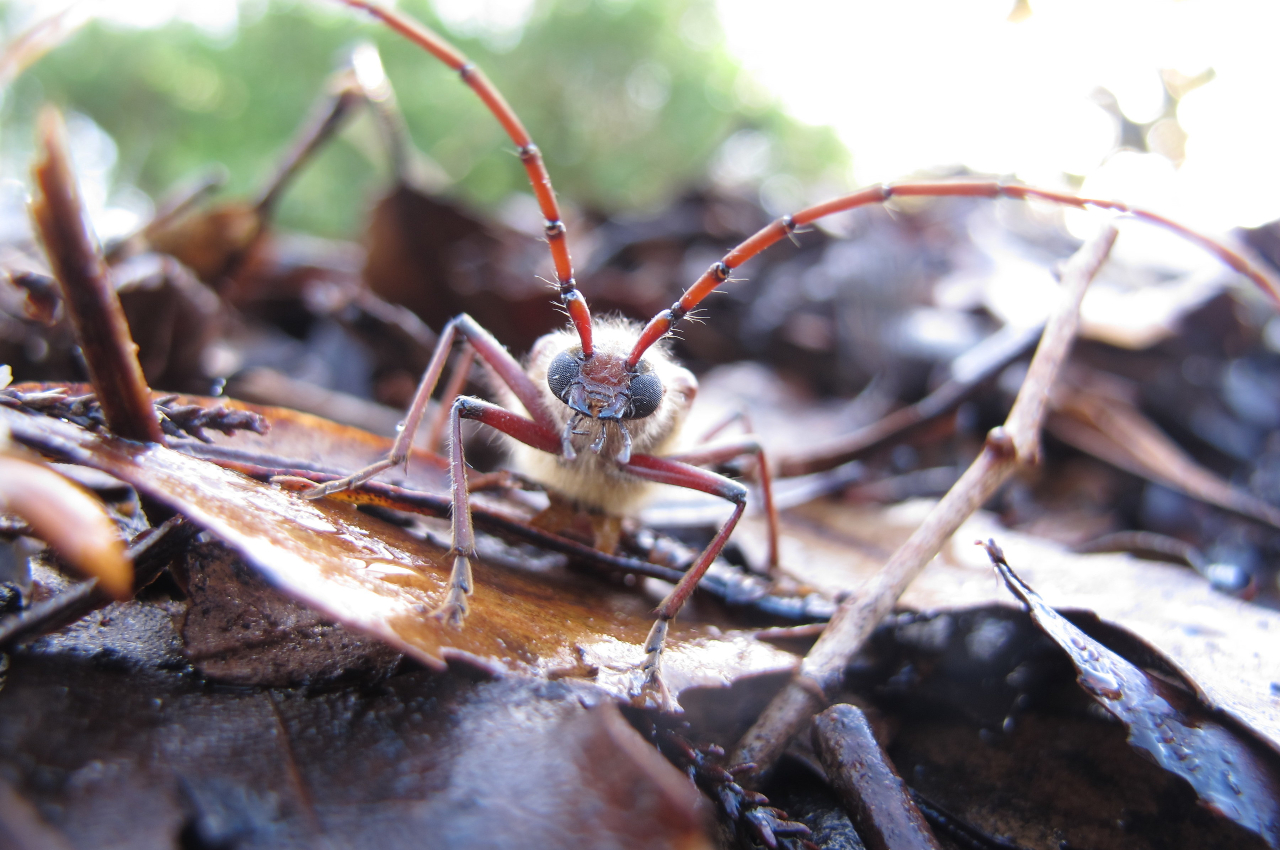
[626,179,1280,368]
[336,0,594,357]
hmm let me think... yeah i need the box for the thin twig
[254,70,365,216]
[730,224,1119,779]
[776,322,1044,478]
[907,789,1030,850]
[28,108,163,444]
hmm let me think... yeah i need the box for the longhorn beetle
[310,0,1279,707]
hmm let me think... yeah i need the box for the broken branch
[28,107,162,444]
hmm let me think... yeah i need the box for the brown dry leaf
[987,541,1280,847]
[113,254,224,392]
[179,539,404,686]
[0,650,714,849]
[733,499,1280,754]
[0,404,795,702]
[144,201,264,286]
[890,693,1270,850]
[363,184,557,352]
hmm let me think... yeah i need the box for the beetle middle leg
[665,415,779,574]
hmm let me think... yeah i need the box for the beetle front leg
[436,396,477,624]
[297,313,554,500]
[623,454,749,708]
[298,319,460,499]
[436,395,560,625]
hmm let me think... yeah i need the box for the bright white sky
[716,0,1280,233]
[13,0,1280,234]
[431,0,1280,233]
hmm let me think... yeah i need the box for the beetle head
[546,347,663,422]
[545,347,664,464]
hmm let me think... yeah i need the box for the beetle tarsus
[290,456,400,500]
[636,617,678,711]
[589,425,608,454]
[432,552,473,626]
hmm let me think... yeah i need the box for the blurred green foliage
[2,0,848,238]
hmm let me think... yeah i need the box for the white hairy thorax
[497,315,699,517]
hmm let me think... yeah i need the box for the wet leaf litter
[982,539,1280,847]
[2,2,1280,848]
[0,403,795,699]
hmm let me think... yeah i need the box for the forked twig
[28,108,163,444]
[730,223,1119,778]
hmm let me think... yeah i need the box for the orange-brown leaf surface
[0,403,795,701]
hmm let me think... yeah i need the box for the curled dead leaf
[983,539,1280,848]
[145,201,265,286]
[0,451,131,598]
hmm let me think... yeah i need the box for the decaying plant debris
[2,4,1280,849]
[981,539,1280,847]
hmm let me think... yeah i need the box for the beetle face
[547,347,664,421]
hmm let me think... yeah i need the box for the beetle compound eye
[546,349,581,401]
[625,370,664,419]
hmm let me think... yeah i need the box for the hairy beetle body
[501,316,697,516]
